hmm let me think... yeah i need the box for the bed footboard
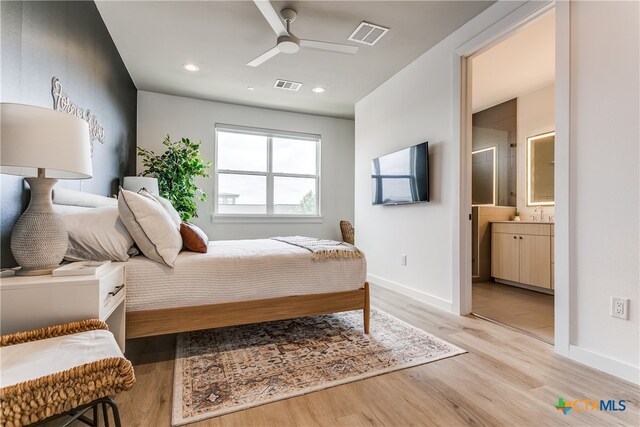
[126,282,371,338]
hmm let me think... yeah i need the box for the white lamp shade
[123,176,159,194]
[0,103,92,179]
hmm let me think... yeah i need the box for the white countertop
[490,220,554,224]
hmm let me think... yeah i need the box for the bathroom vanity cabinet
[491,222,554,291]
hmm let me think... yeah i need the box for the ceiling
[471,10,555,112]
[96,1,494,119]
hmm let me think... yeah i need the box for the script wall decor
[52,77,106,153]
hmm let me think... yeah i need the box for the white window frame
[213,124,322,222]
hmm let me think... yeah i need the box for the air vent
[274,79,303,91]
[348,21,389,46]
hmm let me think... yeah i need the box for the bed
[124,238,369,338]
[51,188,369,338]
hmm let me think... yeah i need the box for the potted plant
[513,210,521,221]
[137,135,211,221]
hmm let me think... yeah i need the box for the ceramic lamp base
[10,178,68,276]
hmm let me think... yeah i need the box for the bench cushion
[0,330,123,388]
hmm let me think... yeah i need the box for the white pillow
[53,187,118,208]
[54,204,94,215]
[138,190,182,227]
[118,189,182,267]
[60,206,136,262]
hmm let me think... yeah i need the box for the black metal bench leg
[102,401,110,427]
[103,397,122,427]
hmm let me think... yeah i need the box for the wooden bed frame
[126,282,370,339]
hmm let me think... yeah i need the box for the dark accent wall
[0,1,137,267]
[472,99,517,207]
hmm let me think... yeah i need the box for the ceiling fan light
[279,41,299,53]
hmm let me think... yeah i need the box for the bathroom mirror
[472,146,496,205]
[527,131,555,206]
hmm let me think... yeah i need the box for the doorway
[467,10,556,343]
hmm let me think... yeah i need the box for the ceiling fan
[248,0,359,67]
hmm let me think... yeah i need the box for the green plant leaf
[136,135,211,221]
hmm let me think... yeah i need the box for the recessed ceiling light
[312,87,325,93]
[183,63,199,72]
[247,86,255,91]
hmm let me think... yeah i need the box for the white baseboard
[367,274,453,312]
[568,345,639,385]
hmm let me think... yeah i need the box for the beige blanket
[271,236,362,261]
[125,239,367,311]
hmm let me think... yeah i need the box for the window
[214,125,320,217]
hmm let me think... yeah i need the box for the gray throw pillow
[118,189,182,267]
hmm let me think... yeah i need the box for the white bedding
[125,238,367,312]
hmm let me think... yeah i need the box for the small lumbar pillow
[118,189,183,267]
[180,223,209,253]
[138,189,182,227]
[59,206,136,262]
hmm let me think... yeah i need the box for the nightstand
[0,263,126,351]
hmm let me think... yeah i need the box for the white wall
[356,0,639,383]
[517,84,555,219]
[355,2,527,311]
[137,91,355,241]
[569,1,639,381]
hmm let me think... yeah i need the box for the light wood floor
[472,281,554,343]
[114,284,639,426]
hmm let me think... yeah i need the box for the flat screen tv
[371,142,429,205]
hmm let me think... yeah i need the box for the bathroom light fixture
[526,131,556,206]
[312,87,325,93]
[247,86,255,91]
[183,63,199,72]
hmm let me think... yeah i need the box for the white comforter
[125,238,367,312]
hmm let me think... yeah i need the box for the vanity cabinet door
[491,233,520,282]
[519,235,551,289]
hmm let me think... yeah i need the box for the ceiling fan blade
[247,46,281,67]
[300,39,359,55]
[253,0,288,37]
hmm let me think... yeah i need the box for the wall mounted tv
[371,141,429,205]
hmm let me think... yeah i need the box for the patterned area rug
[172,309,465,426]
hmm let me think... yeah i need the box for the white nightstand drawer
[99,268,125,319]
[1,263,126,352]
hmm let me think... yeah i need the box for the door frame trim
[451,0,571,357]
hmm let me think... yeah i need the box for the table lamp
[1,103,92,275]
[122,176,159,194]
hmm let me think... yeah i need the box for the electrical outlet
[611,297,629,320]
[401,254,407,266]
